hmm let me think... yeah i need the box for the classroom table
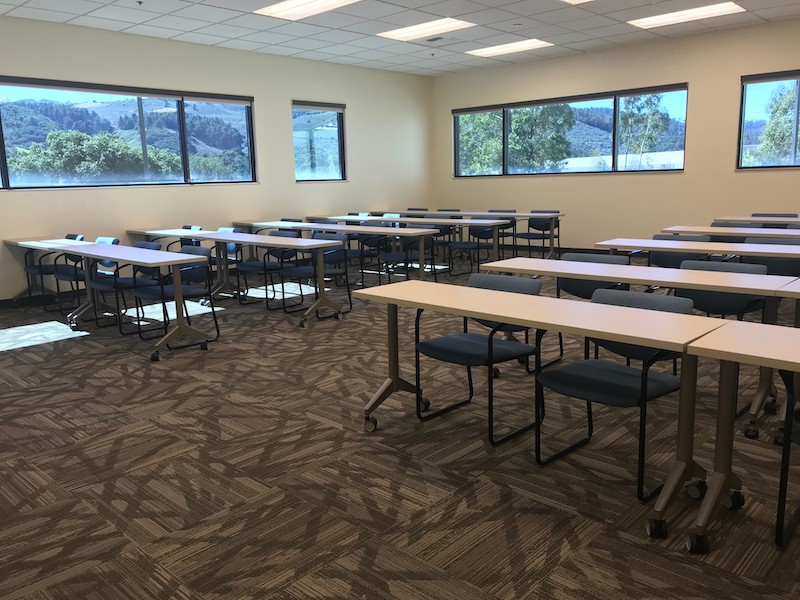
[139,229,343,323]
[324,214,511,262]
[596,237,800,260]
[715,215,800,226]
[248,220,439,281]
[353,280,723,440]
[662,225,800,239]
[17,241,212,357]
[677,321,800,552]
[4,237,95,299]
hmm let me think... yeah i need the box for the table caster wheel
[151,351,161,362]
[722,490,745,510]
[418,397,431,412]
[492,367,501,378]
[686,479,708,501]
[646,518,668,539]
[686,533,710,554]
[68,320,78,330]
[200,342,209,351]
[298,319,306,328]
[764,399,777,415]
[743,423,759,439]
[364,416,377,432]
[335,312,342,320]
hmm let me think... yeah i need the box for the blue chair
[415,273,541,445]
[488,209,516,258]
[534,289,694,501]
[53,236,119,313]
[166,225,202,251]
[23,233,84,311]
[447,225,493,275]
[236,230,301,308]
[378,228,437,284]
[515,210,561,257]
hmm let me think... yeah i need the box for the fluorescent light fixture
[628,2,745,29]
[466,38,553,58]
[561,0,594,4]
[377,18,475,42]
[254,0,363,21]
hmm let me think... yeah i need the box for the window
[739,72,800,168]
[292,101,345,181]
[0,77,255,189]
[454,84,687,177]
[455,109,502,176]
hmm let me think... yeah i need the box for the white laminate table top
[251,221,439,237]
[324,215,510,226]
[481,257,798,296]
[53,243,207,267]
[354,280,724,352]
[688,320,800,371]
[716,215,800,226]
[379,210,564,220]
[4,237,94,250]
[662,225,800,238]
[596,238,800,258]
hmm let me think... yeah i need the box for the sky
[0,85,126,104]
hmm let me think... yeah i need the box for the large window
[454,85,687,177]
[739,72,800,168]
[292,101,345,181]
[0,77,255,189]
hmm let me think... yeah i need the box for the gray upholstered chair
[649,234,710,268]
[533,289,694,501]
[710,221,761,243]
[676,260,766,320]
[415,273,541,445]
[515,210,561,257]
[741,237,800,277]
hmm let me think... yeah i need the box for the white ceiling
[1,0,800,76]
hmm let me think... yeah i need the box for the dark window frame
[738,70,800,170]
[0,75,256,190]
[292,100,347,182]
[453,83,688,177]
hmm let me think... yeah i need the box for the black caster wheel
[646,518,668,539]
[364,416,377,432]
[200,342,209,351]
[68,321,78,330]
[774,429,785,446]
[686,479,708,501]
[419,398,431,411]
[492,367,501,378]
[764,400,778,415]
[722,490,745,510]
[150,351,161,362]
[743,423,759,439]
[686,533,710,554]
[298,319,306,328]
[335,312,342,320]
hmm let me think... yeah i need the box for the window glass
[508,98,613,174]
[740,78,800,168]
[616,89,687,171]
[0,86,183,187]
[292,108,344,181]
[455,110,502,176]
[185,101,253,182]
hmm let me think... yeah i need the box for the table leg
[687,360,743,551]
[745,297,780,431]
[545,216,557,259]
[648,354,706,527]
[492,226,500,261]
[417,234,427,280]
[66,263,115,325]
[155,263,212,349]
[363,303,417,430]
[775,371,800,548]
[304,247,342,321]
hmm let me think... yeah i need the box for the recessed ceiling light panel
[628,2,745,29]
[466,39,553,58]
[254,0,363,21]
[377,18,476,42]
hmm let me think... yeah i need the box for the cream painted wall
[430,19,800,251]
[0,16,432,298]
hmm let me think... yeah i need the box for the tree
[507,104,575,173]
[457,111,503,175]
[617,94,671,170]
[743,85,800,166]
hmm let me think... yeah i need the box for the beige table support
[682,321,800,553]
[144,229,343,325]
[326,214,510,262]
[354,280,723,436]
[251,220,439,282]
[38,243,211,356]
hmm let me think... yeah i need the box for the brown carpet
[0,261,798,599]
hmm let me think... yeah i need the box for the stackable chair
[131,245,220,348]
[346,223,389,287]
[414,273,541,445]
[488,209,516,258]
[210,226,243,269]
[555,252,630,360]
[23,233,84,311]
[53,236,119,313]
[447,225,493,275]
[533,289,694,501]
[235,230,301,307]
[87,240,162,333]
[516,210,561,258]
[675,260,766,320]
[649,234,710,268]
[377,229,437,284]
[166,225,202,251]
[752,212,797,229]
[710,221,761,243]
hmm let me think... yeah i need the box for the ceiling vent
[426,36,444,42]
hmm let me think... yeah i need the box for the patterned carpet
[0,259,798,600]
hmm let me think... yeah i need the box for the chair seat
[516,232,558,240]
[133,284,207,301]
[417,332,535,367]
[88,276,157,291]
[282,265,315,279]
[25,264,57,275]
[537,359,679,408]
[53,265,85,280]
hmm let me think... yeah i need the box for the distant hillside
[1,100,113,148]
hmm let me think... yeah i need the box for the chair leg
[487,359,538,446]
[636,401,663,502]
[534,380,593,466]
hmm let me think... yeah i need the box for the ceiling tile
[24,0,103,15]
[312,29,366,43]
[192,23,257,37]
[337,0,407,19]
[171,4,242,22]
[68,15,131,31]
[376,10,444,27]
[302,11,366,28]
[200,0,268,11]
[239,29,296,44]
[254,45,304,55]
[216,38,266,50]
[143,15,212,31]
[459,8,519,25]
[122,23,185,38]
[85,5,163,23]
[7,6,75,22]
[112,0,194,14]
[421,0,488,18]
[221,13,284,29]
[172,31,229,44]
[269,21,329,37]
[282,37,334,50]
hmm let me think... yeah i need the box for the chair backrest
[268,230,300,261]
[176,244,212,284]
[61,233,85,263]
[180,224,202,246]
[650,234,710,268]
[312,232,347,264]
[65,233,84,241]
[741,237,800,276]
[217,227,243,255]
[557,252,630,300]
[590,289,693,361]
[489,209,515,231]
[95,236,120,269]
[131,241,162,276]
[675,260,767,318]
[710,220,761,242]
[528,210,560,232]
[468,225,493,239]
[467,273,541,332]
[407,207,428,211]
[752,213,797,229]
